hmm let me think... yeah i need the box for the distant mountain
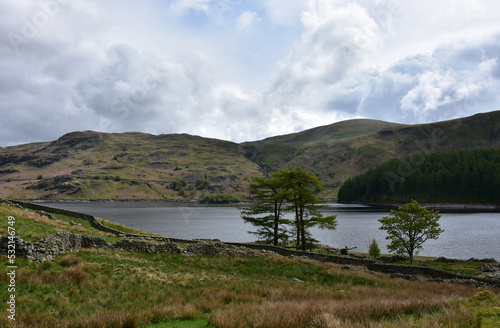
[242,110,500,198]
[1,110,499,200]
[0,132,262,200]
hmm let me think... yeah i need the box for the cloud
[2,0,500,147]
[169,0,212,15]
[264,0,500,130]
[264,0,382,130]
[262,0,307,25]
[356,35,500,123]
[169,0,245,24]
[237,11,260,30]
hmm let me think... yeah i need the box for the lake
[41,202,500,260]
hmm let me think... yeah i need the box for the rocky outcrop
[478,263,500,280]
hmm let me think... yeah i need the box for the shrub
[170,179,186,191]
[369,239,381,258]
[195,179,210,190]
[199,193,241,204]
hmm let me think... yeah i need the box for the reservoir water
[41,202,500,260]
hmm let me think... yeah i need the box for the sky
[1,0,500,147]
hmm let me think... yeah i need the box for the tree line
[338,148,500,204]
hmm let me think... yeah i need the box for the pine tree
[240,175,289,245]
[368,239,380,258]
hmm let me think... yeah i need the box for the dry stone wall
[0,230,180,262]
[367,262,500,287]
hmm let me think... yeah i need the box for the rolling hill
[1,110,499,200]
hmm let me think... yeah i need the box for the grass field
[0,202,499,327]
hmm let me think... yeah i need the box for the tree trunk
[295,201,300,249]
[273,201,279,246]
[300,207,306,251]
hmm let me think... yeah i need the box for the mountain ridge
[1,110,499,200]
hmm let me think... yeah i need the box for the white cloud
[237,11,260,30]
[264,0,381,126]
[169,0,212,15]
[263,0,307,25]
[263,0,500,129]
[2,0,500,147]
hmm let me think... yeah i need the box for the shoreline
[345,201,500,213]
[10,198,500,212]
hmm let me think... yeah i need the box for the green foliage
[199,193,241,204]
[170,179,187,191]
[240,175,290,246]
[368,239,381,258]
[379,200,444,265]
[114,175,121,181]
[195,179,210,190]
[242,167,337,250]
[37,174,43,179]
[338,148,500,204]
[463,291,500,327]
[277,167,338,250]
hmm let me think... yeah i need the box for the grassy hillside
[243,111,500,198]
[0,132,263,200]
[1,201,500,327]
[1,110,499,200]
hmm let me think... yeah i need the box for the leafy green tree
[368,239,380,258]
[276,167,338,251]
[379,200,443,265]
[240,175,290,246]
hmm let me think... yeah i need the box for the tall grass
[0,250,490,328]
[208,282,480,328]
